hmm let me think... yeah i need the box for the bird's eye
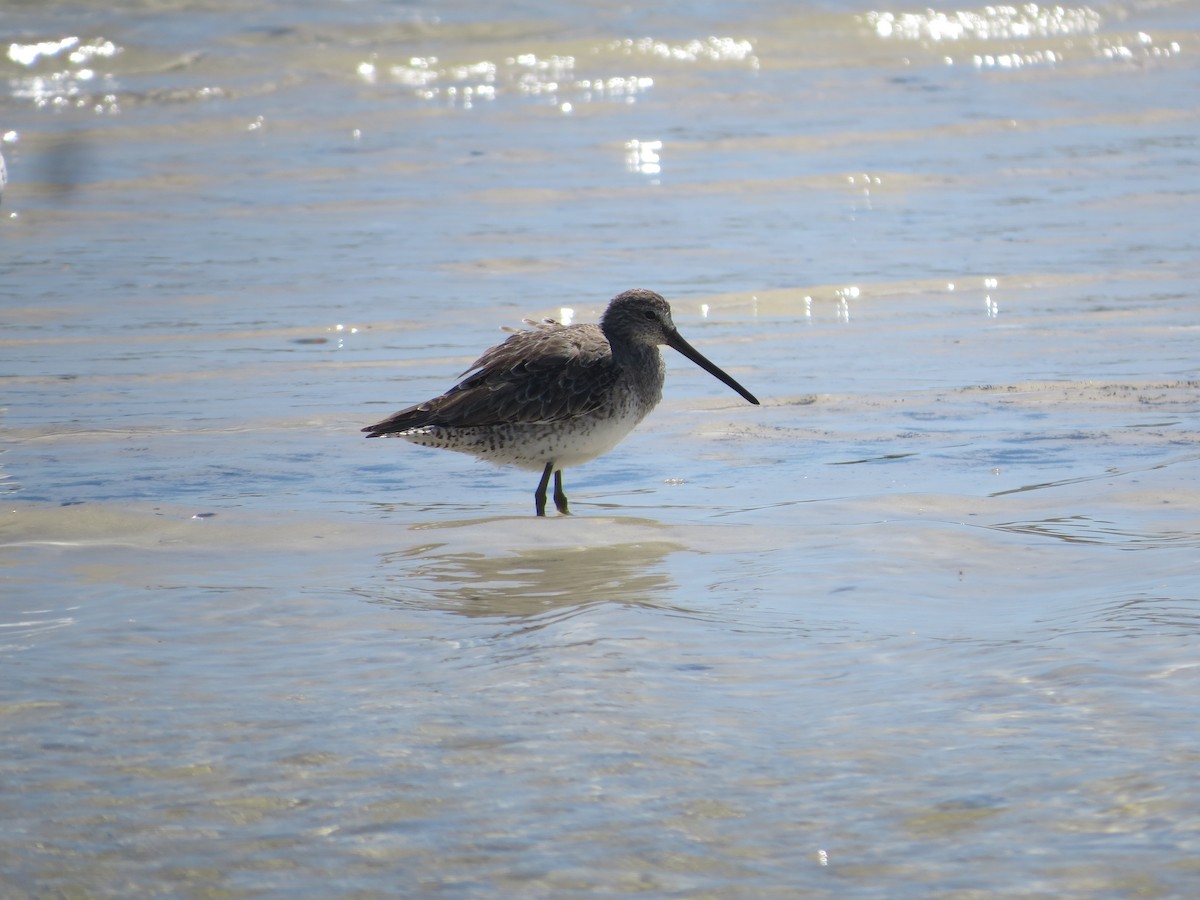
[643,310,657,321]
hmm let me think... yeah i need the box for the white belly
[398,403,651,471]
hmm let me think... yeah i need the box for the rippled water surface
[3,0,1200,896]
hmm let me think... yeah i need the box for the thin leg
[553,469,569,515]
[534,462,553,517]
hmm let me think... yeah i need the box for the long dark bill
[665,329,760,405]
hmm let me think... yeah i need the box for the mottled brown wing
[363,323,617,435]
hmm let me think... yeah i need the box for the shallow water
[3,0,1200,896]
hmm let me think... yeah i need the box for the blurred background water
[2,0,1199,896]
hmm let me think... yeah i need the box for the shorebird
[362,288,759,515]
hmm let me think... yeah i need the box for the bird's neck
[608,337,660,369]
